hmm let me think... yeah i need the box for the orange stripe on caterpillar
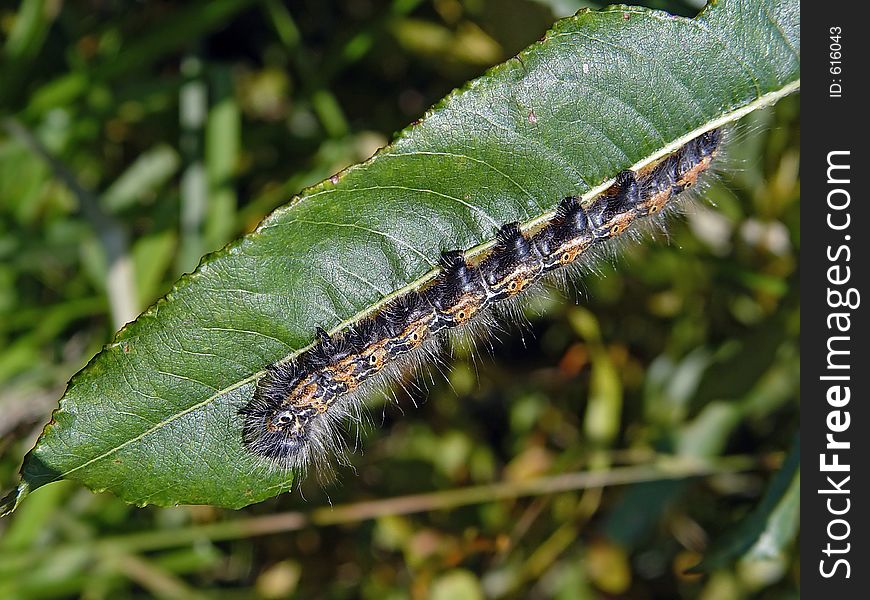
[240,127,724,474]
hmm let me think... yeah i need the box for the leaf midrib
[52,80,799,484]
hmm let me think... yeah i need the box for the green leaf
[688,434,800,573]
[101,145,180,213]
[22,0,259,116]
[1,0,800,513]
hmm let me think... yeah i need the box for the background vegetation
[0,0,799,598]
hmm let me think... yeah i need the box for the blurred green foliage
[0,1,798,598]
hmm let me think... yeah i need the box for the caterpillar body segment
[241,128,724,473]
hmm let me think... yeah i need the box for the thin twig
[0,455,760,572]
[108,552,209,600]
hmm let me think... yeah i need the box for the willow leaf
[688,434,801,573]
[1,0,800,513]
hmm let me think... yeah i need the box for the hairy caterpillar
[240,128,723,476]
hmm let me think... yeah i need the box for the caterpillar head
[240,400,318,462]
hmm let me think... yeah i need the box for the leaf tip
[0,482,31,518]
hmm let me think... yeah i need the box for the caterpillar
[240,127,724,476]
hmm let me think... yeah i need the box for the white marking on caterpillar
[239,129,725,480]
